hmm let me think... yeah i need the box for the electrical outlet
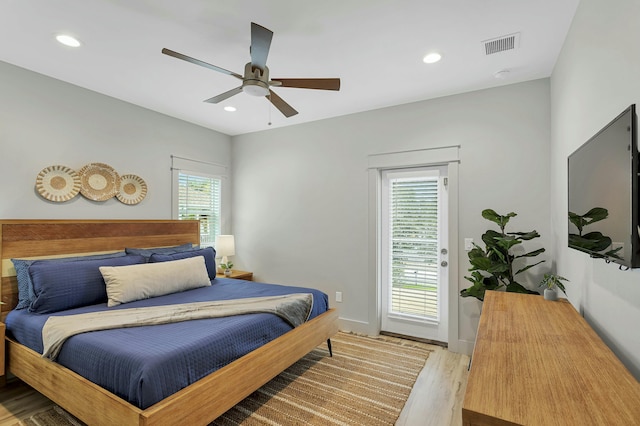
[465,238,474,251]
[335,292,343,303]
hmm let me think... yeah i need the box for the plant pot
[544,288,558,301]
[224,269,232,277]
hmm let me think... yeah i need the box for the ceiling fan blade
[204,86,244,104]
[267,90,298,118]
[270,78,341,91]
[162,48,243,80]
[250,22,273,71]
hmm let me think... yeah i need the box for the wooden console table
[462,291,640,425]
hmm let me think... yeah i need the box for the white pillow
[100,256,211,307]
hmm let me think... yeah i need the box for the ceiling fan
[162,22,341,118]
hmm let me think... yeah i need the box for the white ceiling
[0,0,580,136]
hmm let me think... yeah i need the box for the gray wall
[0,61,231,220]
[232,79,552,353]
[550,0,640,378]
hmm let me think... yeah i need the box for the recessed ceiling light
[55,34,81,47]
[224,106,237,112]
[423,52,442,64]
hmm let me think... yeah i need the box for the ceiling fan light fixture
[55,34,81,47]
[423,52,442,64]
[242,80,269,97]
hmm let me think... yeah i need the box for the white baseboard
[337,317,378,336]
[337,317,476,357]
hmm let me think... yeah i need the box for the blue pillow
[28,254,146,314]
[149,247,217,281]
[11,251,127,310]
[125,243,197,260]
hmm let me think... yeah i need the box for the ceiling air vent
[482,33,520,55]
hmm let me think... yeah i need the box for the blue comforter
[5,279,329,409]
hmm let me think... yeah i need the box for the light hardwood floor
[397,346,470,426]
[0,345,470,426]
[0,379,53,425]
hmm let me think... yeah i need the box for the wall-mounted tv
[568,104,639,268]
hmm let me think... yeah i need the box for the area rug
[15,332,433,426]
[14,406,84,426]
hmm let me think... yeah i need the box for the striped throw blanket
[42,293,313,360]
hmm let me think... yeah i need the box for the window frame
[171,156,229,247]
[382,167,443,323]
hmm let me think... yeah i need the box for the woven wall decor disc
[78,162,121,201]
[35,165,81,202]
[116,174,148,205]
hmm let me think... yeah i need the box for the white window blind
[389,176,439,320]
[177,172,221,247]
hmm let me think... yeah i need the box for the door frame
[367,146,460,352]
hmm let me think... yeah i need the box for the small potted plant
[539,273,569,301]
[220,261,234,277]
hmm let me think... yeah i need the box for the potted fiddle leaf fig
[539,273,569,301]
[460,209,545,302]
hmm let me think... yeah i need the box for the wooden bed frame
[0,220,338,425]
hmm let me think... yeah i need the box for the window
[387,171,441,320]
[177,172,221,247]
[171,156,227,248]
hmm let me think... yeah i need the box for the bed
[0,219,338,425]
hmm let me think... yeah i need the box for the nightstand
[216,270,253,281]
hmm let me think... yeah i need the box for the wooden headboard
[0,220,200,321]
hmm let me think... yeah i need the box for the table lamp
[215,234,235,270]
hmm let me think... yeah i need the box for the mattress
[6,278,329,409]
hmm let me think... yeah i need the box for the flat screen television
[568,104,639,268]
